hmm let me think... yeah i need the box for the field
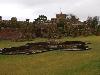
[0,36,100,75]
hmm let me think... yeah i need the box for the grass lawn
[0,36,100,75]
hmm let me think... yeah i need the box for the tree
[86,16,99,35]
[96,25,100,35]
[10,17,18,28]
[92,16,99,29]
[68,14,79,23]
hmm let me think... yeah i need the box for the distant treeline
[0,13,100,41]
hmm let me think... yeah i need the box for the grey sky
[0,0,100,21]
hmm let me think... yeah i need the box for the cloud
[0,0,100,21]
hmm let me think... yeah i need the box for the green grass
[0,36,100,75]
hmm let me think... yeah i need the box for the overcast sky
[0,0,100,21]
